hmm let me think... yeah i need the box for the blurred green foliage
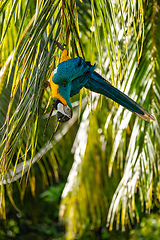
[0,174,66,239]
[0,0,160,239]
[130,213,160,240]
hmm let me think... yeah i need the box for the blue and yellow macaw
[49,48,155,122]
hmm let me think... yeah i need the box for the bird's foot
[53,39,67,51]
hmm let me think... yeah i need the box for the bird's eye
[53,99,61,110]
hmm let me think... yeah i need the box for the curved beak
[56,102,72,122]
[57,111,70,122]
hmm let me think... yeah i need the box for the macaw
[49,49,155,123]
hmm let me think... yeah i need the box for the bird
[49,48,155,123]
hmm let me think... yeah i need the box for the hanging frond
[59,0,159,238]
[0,1,159,239]
[106,0,159,231]
[0,0,86,185]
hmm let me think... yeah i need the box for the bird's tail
[84,71,155,121]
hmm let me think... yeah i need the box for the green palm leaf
[59,0,159,238]
[0,1,159,239]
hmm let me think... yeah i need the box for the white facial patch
[54,67,58,74]
[57,103,65,115]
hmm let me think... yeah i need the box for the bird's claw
[53,39,67,51]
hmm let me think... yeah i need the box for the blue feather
[84,71,155,121]
[51,56,155,121]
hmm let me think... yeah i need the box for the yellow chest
[49,49,71,105]
[49,72,67,105]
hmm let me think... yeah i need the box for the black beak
[57,111,70,122]
[53,100,72,122]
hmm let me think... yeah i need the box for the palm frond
[59,0,159,238]
[106,0,159,231]
[0,0,84,184]
[0,1,159,239]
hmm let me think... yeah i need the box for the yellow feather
[50,49,71,105]
[60,49,71,62]
[50,72,67,105]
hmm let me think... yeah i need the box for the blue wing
[52,57,89,84]
[84,71,155,121]
[52,55,155,121]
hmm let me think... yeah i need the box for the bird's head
[53,100,72,122]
